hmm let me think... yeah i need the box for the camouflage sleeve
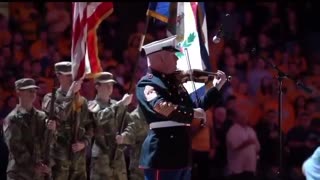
[36,113,50,164]
[41,93,51,114]
[4,119,33,166]
[96,101,124,125]
[121,107,149,145]
[42,93,74,121]
[119,112,136,145]
[84,113,95,146]
[78,98,93,147]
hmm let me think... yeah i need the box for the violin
[174,69,232,83]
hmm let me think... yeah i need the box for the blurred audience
[0,2,319,180]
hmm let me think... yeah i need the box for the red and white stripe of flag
[71,2,88,81]
[71,2,113,80]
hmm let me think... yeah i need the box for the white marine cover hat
[141,35,180,56]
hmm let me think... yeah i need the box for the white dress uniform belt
[149,121,191,129]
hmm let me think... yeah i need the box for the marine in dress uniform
[135,35,228,180]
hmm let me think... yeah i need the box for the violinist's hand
[193,108,207,124]
[212,70,227,90]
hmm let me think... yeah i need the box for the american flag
[71,2,114,80]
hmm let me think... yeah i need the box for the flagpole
[112,9,151,164]
[118,13,151,133]
[128,14,150,92]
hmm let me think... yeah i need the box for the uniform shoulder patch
[88,100,100,113]
[144,85,158,102]
[42,93,53,111]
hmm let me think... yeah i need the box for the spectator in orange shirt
[56,33,72,60]
[12,44,26,65]
[305,98,320,119]
[21,60,32,77]
[45,2,71,41]
[15,3,40,43]
[256,76,274,109]
[263,98,295,134]
[247,57,273,96]
[100,48,118,70]
[30,29,49,61]
[293,95,307,117]
[234,82,261,126]
[1,95,18,118]
[288,43,308,75]
[0,14,11,48]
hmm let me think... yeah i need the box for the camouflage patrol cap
[94,72,116,84]
[54,61,72,75]
[141,35,180,56]
[15,78,39,90]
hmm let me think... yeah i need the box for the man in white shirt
[226,109,260,180]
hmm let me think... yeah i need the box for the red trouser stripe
[156,169,160,180]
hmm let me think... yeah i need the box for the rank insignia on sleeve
[88,101,100,113]
[144,85,158,101]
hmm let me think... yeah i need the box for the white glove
[120,93,133,106]
[193,108,207,124]
[67,79,83,97]
[212,70,228,90]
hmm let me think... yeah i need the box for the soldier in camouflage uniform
[116,106,148,180]
[42,62,92,180]
[88,72,133,180]
[3,78,56,180]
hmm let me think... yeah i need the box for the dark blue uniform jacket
[136,69,221,169]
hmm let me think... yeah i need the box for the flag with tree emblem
[169,2,210,101]
[146,2,210,101]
